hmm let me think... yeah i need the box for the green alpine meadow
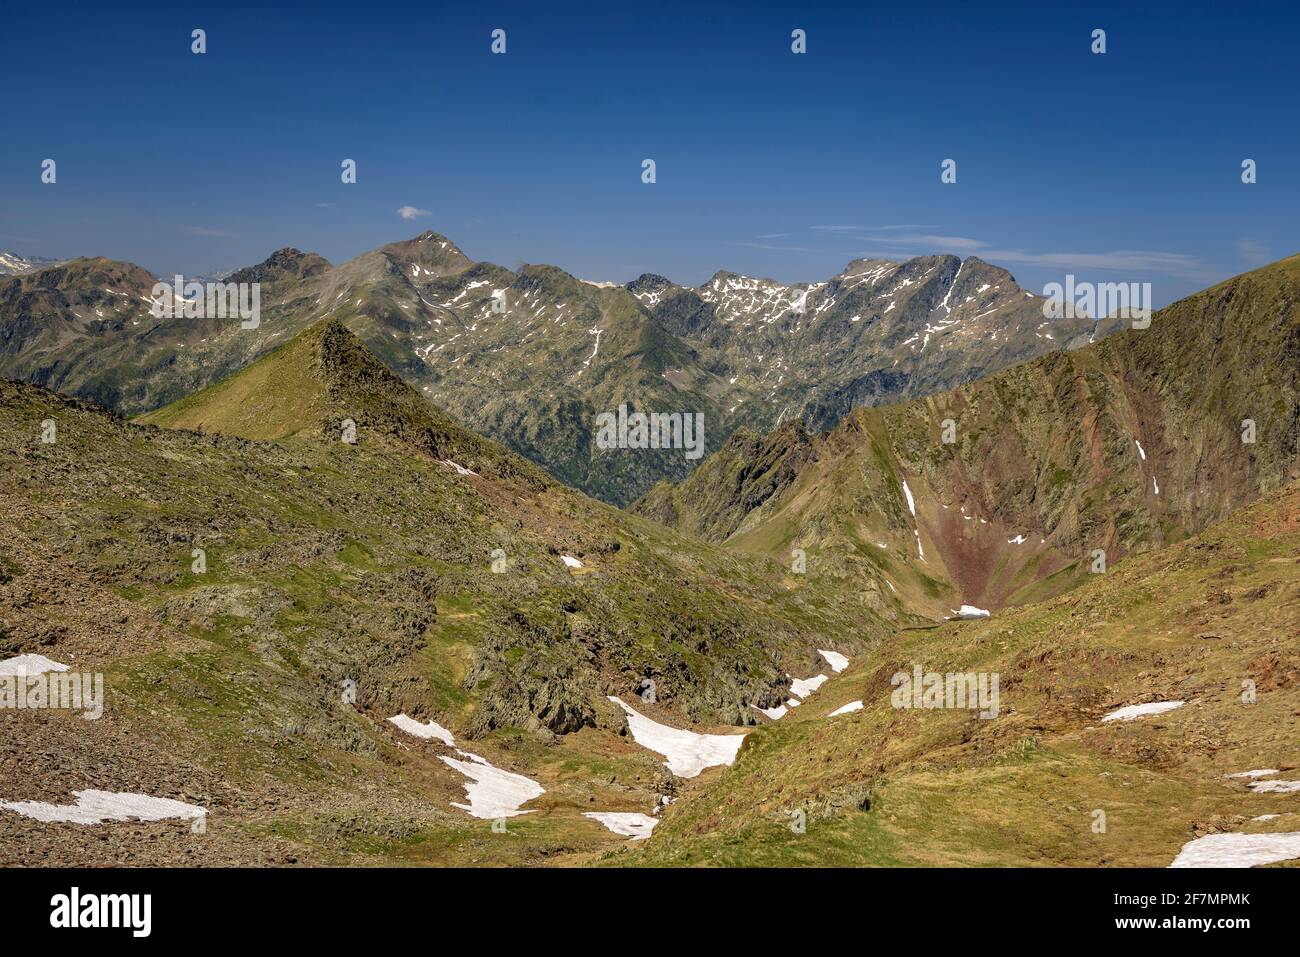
[2,246,1296,867]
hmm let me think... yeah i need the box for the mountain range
[635,254,1300,617]
[0,232,1122,504]
[1,244,1297,869]
[0,252,63,276]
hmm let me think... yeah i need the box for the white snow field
[0,654,69,676]
[902,479,917,516]
[1249,780,1300,794]
[388,713,456,746]
[818,650,849,673]
[951,605,990,619]
[828,700,864,716]
[756,654,848,721]
[438,752,546,819]
[561,555,584,568]
[0,790,206,825]
[388,712,545,817]
[1170,832,1300,868]
[1101,700,1185,722]
[583,812,658,840]
[609,697,746,778]
[790,674,829,698]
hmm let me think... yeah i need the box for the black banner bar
[0,866,1288,942]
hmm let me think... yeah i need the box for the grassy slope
[0,322,880,866]
[618,483,1300,866]
[637,253,1300,617]
[135,324,328,439]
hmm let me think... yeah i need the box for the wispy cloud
[729,240,816,252]
[811,224,939,233]
[810,226,1209,279]
[973,247,1207,277]
[316,202,338,211]
[188,226,236,238]
[397,206,431,221]
[872,234,989,253]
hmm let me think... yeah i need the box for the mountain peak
[226,247,331,285]
[627,273,676,293]
[136,317,548,488]
[702,268,797,290]
[839,256,899,274]
[379,231,473,278]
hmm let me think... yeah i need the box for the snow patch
[609,697,746,778]
[584,811,658,840]
[388,712,545,817]
[1101,700,1184,723]
[1170,832,1300,868]
[0,654,69,677]
[828,700,863,716]
[0,790,206,825]
[439,753,545,819]
[901,479,916,516]
[561,555,584,568]
[818,650,849,673]
[441,460,478,477]
[952,605,990,619]
[790,674,828,698]
[388,713,456,747]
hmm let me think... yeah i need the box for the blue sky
[2,0,1295,306]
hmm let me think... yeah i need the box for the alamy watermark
[1042,274,1151,329]
[594,404,704,460]
[149,275,261,329]
[891,664,999,719]
[1,671,104,720]
[50,887,150,937]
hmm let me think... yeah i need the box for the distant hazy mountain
[0,231,1117,504]
[0,251,64,276]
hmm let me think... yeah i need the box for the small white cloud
[398,206,432,221]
